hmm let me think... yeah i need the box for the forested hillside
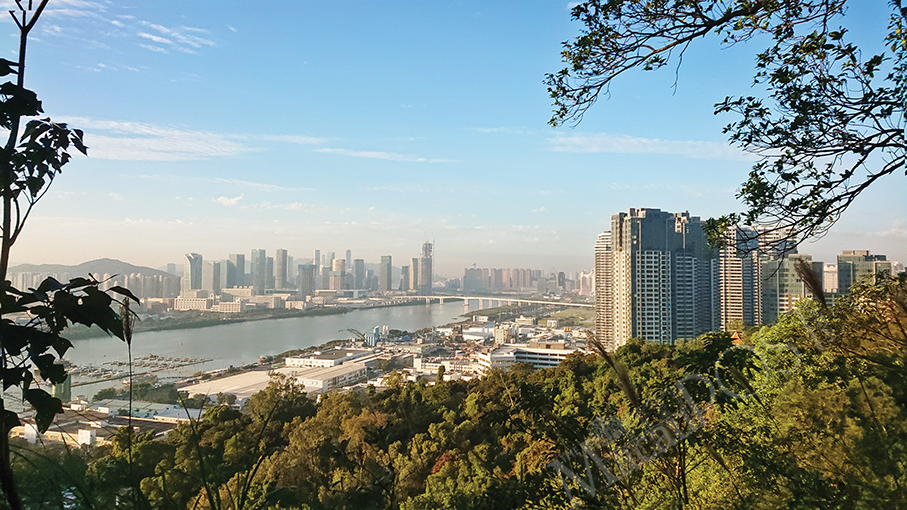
[10,276,907,509]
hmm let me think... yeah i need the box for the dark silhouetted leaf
[24,389,62,432]
[3,411,20,435]
[109,285,140,303]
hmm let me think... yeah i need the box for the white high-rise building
[823,263,838,294]
[594,231,613,350]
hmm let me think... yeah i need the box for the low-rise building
[221,286,255,299]
[475,340,581,372]
[174,297,212,311]
[212,301,245,313]
[12,407,179,447]
[247,295,285,309]
[284,300,308,310]
[413,356,476,374]
[285,348,371,368]
[286,363,367,391]
[91,399,180,418]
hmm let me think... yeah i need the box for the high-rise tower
[181,253,203,294]
[202,260,221,295]
[761,254,823,324]
[250,249,267,294]
[718,226,761,330]
[418,242,433,295]
[607,208,717,348]
[594,232,613,350]
[409,258,419,291]
[379,256,392,291]
[353,259,366,289]
[296,264,316,297]
[275,248,288,289]
[228,253,245,287]
[837,250,891,294]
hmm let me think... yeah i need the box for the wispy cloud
[247,201,312,211]
[59,117,328,162]
[138,44,167,54]
[250,134,328,145]
[216,195,243,206]
[60,117,253,161]
[369,184,432,193]
[132,174,312,194]
[137,32,171,45]
[549,133,754,160]
[316,148,455,163]
[30,6,218,57]
[140,21,214,52]
[211,178,307,192]
[475,126,531,135]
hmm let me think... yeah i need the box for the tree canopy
[10,275,907,508]
[546,0,906,250]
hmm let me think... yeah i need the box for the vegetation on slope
[7,275,907,509]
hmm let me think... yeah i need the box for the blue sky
[3,0,904,275]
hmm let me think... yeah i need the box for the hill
[9,258,175,278]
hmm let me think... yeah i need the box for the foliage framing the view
[0,2,138,508]
[545,0,906,251]
[4,275,905,509]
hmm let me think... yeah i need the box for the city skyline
[3,2,903,274]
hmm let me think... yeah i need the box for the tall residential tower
[418,242,433,295]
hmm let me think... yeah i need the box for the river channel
[61,301,477,398]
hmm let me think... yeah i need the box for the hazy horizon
[3,1,903,276]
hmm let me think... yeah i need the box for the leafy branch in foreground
[0,2,140,508]
[547,0,906,250]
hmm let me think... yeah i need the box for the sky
[2,0,904,276]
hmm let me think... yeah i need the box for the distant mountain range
[10,258,176,278]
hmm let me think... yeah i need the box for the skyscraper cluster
[462,267,541,292]
[177,241,435,303]
[594,208,895,351]
[398,242,435,295]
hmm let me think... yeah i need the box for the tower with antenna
[419,241,433,295]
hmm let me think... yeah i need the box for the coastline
[65,306,352,341]
[64,297,449,341]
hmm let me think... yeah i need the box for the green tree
[546,0,906,250]
[436,364,446,382]
[0,3,138,507]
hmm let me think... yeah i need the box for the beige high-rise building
[594,231,613,350]
[718,226,761,330]
[823,264,838,294]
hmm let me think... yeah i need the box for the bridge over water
[421,295,593,310]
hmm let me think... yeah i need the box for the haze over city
[3,1,903,274]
